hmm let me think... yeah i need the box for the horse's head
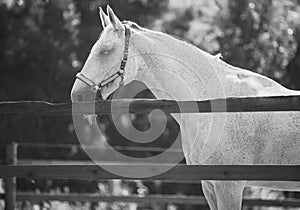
[71,6,140,102]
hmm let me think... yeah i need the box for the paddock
[0,96,300,209]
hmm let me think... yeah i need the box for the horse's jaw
[100,77,124,100]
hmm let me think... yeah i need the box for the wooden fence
[1,95,300,115]
[1,164,300,181]
[2,193,300,208]
[1,142,300,209]
[6,193,300,208]
[1,96,300,209]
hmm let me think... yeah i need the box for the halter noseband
[76,25,131,95]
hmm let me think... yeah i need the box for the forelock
[122,21,146,32]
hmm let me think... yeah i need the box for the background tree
[0,0,300,206]
[0,0,169,156]
[153,0,300,88]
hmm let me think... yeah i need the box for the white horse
[71,6,300,210]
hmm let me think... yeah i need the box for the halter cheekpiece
[76,25,131,95]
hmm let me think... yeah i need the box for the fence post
[4,142,17,210]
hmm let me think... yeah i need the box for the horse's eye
[102,50,109,55]
[100,44,113,55]
[100,49,110,55]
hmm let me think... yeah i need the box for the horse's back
[218,59,298,97]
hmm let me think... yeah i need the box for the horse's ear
[99,7,109,29]
[107,5,123,31]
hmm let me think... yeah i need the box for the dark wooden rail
[18,142,182,153]
[0,164,299,181]
[1,193,299,207]
[0,193,300,207]
[1,143,300,208]
[1,95,300,115]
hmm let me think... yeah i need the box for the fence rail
[0,193,299,208]
[0,164,300,181]
[1,95,300,115]
[17,142,182,153]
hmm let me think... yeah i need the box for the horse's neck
[133,30,298,100]
[134,31,224,101]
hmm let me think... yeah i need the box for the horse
[71,6,300,210]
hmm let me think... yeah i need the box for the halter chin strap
[76,25,131,94]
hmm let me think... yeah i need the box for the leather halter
[76,25,131,95]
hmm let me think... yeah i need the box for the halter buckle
[91,85,100,93]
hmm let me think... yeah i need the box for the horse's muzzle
[71,79,103,103]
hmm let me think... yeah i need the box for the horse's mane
[122,21,147,32]
[119,21,291,96]
[125,21,202,52]
[123,20,244,73]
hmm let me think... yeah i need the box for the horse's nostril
[77,94,84,102]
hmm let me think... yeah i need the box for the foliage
[0,0,78,101]
[0,0,169,151]
[153,0,300,88]
[0,0,82,153]
[218,0,300,87]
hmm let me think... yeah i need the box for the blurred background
[0,0,300,209]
